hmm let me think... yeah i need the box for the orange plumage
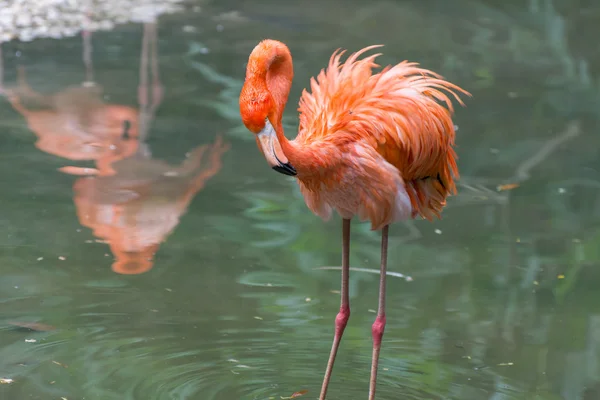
[239,39,470,400]
[240,39,470,230]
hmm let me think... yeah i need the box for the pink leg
[148,23,163,110]
[82,29,94,83]
[319,218,351,400]
[368,225,388,400]
[138,22,150,109]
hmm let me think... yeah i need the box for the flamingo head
[238,40,296,177]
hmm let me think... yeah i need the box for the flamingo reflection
[3,23,229,274]
[6,73,140,176]
[72,134,229,274]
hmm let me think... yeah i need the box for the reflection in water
[5,75,140,176]
[72,135,229,274]
[3,22,229,274]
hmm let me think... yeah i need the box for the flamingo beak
[256,119,297,176]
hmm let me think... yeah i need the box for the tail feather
[408,176,451,221]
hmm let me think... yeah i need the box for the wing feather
[296,46,470,220]
[297,48,468,165]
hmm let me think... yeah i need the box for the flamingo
[238,39,470,400]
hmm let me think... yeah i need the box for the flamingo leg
[368,225,388,400]
[319,218,351,400]
[82,29,94,84]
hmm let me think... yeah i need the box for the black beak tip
[272,163,297,176]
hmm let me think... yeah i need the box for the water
[1,0,599,399]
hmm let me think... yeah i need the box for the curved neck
[246,40,301,163]
[247,40,294,124]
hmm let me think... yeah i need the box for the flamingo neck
[247,40,294,120]
[246,40,310,170]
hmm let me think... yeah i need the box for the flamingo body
[239,39,470,400]
[240,40,469,230]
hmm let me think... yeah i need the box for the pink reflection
[6,78,140,176]
[73,135,229,274]
[2,23,229,274]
